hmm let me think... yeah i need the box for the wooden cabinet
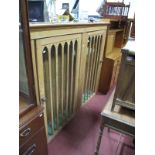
[112,40,135,111]
[20,128,47,155]
[29,22,108,141]
[98,19,131,94]
[19,0,48,154]
[98,55,121,93]
[19,108,44,145]
[20,107,48,155]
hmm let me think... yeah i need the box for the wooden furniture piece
[29,22,109,141]
[130,15,135,38]
[98,19,128,94]
[19,0,48,154]
[111,39,135,111]
[97,0,130,20]
[19,107,48,155]
[95,89,135,155]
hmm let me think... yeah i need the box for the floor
[48,88,135,155]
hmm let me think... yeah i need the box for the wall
[45,0,76,14]
[45,0,135,20]
[79,0,135,18]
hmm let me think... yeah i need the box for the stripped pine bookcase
[29,22,109,141]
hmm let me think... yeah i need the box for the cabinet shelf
[109,29,124,33]
[106,48,122,60]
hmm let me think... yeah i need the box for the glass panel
[19,10,31,113]
[27,0,79,24]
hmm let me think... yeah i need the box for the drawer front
[20,113,44,145]
[20,127,48,155]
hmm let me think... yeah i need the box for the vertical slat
[71,40,76,114]
[55,44,59,128]
[94,36,102,91]
[88,36,95,95]
[51,45,57,130]
[84,37,91,102]
[58,44,62,126]
[72,40,77,113]
[90,36,98,90]
[47,45,54,133]
[73,39,81,112]
[82,37,89,102]
[66,42,70,117]
[63,43,68,119]
[71,40,76,113]
[92,36,100,91]
[87,36,94,99]
[42,47,52,136]
[69,41,74,114]
[61,43,64,121]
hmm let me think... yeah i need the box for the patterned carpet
[48,88,135,155]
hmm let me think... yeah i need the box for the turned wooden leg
[113,134,122,155]
[95,120,104,155]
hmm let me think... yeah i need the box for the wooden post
[95,119,104,155]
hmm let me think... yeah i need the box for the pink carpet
[48,88,135,155]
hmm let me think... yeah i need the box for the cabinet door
[35,34,81,137]
[19,0,37,116]
[80,30,107,104]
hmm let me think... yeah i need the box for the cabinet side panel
[98,58,114,94]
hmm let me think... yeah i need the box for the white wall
[79,0,103,16]
[79,0,135,18]
[45,0,135,19]
[126,0,135,18]
[55,0,76,12]
[45,0,76,15]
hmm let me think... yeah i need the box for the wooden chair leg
[95,121,104,155]
[113,134,122,155]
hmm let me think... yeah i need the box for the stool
[95,89,135,155]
